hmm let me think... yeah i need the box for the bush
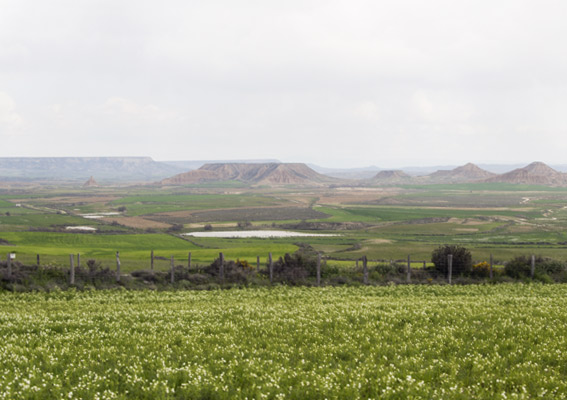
[167,224,184,233]
[472,261,491,278]
[374,262,405,276]
[505,256,536,278]
[431,245,472,275]
[204,224,213,231]
[204,258,256,283]
[539,259,566,274]
[505,256,566,279]
[237,221,252,230]
[272,250,318,284]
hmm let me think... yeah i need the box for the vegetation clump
[272,253,315,284]
[431,245,472,275]
[471,261,491,278]
[505,255,566,279]
[2,286,567,398]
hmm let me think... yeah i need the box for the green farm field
[1,285,567,399]
[1,182,567,269]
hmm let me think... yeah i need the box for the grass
[2,183,567,267]
[111,194,285,216]
[0,213,94,229]
[399,182,567,192]
[0,232,298,271]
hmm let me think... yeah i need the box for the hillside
[369,170,411,183]
[162,163,337,186]
[428,163,496,183]
[83,176,99,187]
[484,162,567,185]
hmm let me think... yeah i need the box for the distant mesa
[0,157,183,182]
[161,163,337,186]
[428,163,496,183]
[371,170,411,182]
[83,176,99,187]
[483,162,567,185]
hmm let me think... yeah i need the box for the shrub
[167,224,184,233]
[204,224,213,231]
[472,261,491,278]
[272,251,318,284]
[431,245,472,275]
[505,256,566,278]
[374,262,405,276]
[237,221,252,229]
[236,259,253,270]
[505,256,534,278]
[204,258,255,283]
[539,259,566,274]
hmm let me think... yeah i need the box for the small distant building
[83,176,99,187]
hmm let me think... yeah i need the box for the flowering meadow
[1,285,567,399]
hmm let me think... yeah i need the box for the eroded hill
[161,163,338,186]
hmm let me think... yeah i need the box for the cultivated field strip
[0,285,566,399]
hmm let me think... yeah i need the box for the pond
[66,226,97,231]
[183,230,340,238]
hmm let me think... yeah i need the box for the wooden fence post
[316,253,321,286]
[356,259,359,268]
[489,254,494,279]
[448,254,453,284]
[6,254,11,276]
[219,252,224,282]
[188,252,192,271]
[423,260,426,269]
[363,255,368,285]
[150,250,154,271]
[257,256,260,271]
[69,254,75,285]
[37,254,40,266]
[116,251,121,282]
[531,254,535,278]
[171,255,175,284]
[268,252,273,284]
[406,255,411,283]
[77,253,81,268]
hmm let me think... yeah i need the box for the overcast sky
[1,0,566,168]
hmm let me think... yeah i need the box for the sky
[1,0,567,168]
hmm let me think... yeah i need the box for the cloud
[100,97,182,124]
[1,1,567,166]
[411,91,474,125]
[352,101,381,122]
[0,92,24,134]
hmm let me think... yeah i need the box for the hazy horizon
[0,154,564,173]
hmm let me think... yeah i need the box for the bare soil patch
[148,207,330,224]
[13,196,120,204]
[365,238,393,244]
[101,216,171,229]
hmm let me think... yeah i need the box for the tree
[431,245,472,275]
